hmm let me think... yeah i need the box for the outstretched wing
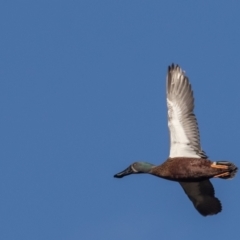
[167,64,207,158]
[179,180,222,216]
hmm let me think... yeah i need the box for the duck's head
[114,162,155,178]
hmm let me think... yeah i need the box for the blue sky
[0,1,239,239]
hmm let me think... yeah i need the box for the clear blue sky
[0,1,239,239]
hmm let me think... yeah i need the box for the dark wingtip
[168,63,180,72]
[197,197,222,217]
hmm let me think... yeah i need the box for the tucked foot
[214,172,231,178]
[211,161,238,179]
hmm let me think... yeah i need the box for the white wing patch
[167,64,207,159]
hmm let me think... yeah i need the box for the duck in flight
[114,64,238,216]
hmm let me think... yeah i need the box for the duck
[114,64,238,216]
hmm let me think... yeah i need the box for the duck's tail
[212,161,238,179]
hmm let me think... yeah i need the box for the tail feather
[215,161,238,179]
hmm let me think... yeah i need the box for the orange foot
[210,162,228,170]
[214,172,230,178]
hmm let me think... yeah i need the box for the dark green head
[114,162,155,178]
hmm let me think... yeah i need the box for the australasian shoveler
[114,64,238,216]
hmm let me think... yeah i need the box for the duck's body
[150,158,236,180]
[114,64,238,216]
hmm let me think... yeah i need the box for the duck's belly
[151,157,217,181]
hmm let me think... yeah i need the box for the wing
[179,180,222,216]
[167,64,207,158]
